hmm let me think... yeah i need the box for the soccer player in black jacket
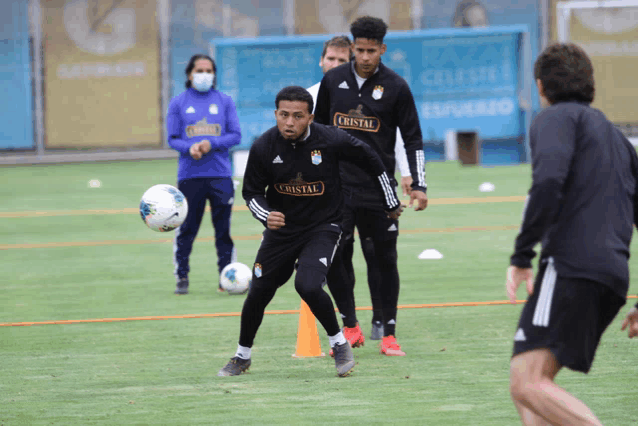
[506,43,638,425]
[314,16,427,356]
[218,86,403,378]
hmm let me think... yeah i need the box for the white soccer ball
[220,262,252,295]
[139,184,188,232]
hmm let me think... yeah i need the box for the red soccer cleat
[343,323,365,348]
[380,335,406,356]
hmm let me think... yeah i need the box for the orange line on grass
[0,225,520,250]
[3,295,635,327]
[0,196,526,218]
[0,300,527,327]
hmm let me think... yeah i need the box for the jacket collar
[350,60,382,79]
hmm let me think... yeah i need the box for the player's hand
[409,190,428,211]
[267,211,286,230]
[199,139,211,155]
[400,177,413,197]
[621,306,638,338]
[387,204,405,220]
[506,265,534,304]
[189,144,202,160]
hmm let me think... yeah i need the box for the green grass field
[1,160,637,425]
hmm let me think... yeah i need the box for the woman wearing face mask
[167,54,242,295]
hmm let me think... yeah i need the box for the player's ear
[536,79,544,96]
[380,43,387,55]
[308,113,314,124]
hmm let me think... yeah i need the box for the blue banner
[0,0,34,150]
[212,25,530,151]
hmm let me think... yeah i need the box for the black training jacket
[243,122,400,236]
[314,61,427,195]
[511,101,638,297]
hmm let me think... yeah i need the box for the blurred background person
[167,54,241,295]
[452,0,489,27]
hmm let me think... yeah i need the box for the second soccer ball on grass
[220,262,252,295]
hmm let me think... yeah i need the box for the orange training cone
[292,300,324,357]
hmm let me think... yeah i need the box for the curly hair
[350,16,388,44]
[534,43,595,105]
[275,86,314,114]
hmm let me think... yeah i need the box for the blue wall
[0,0,34,150]
[213,26,531,164]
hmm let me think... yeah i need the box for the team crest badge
[372,85,384,100]
[254,263,262,278]
[311,150,322,165]
[209,104,218,114]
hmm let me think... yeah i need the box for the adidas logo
[338,81,349,89]
[319,257,327,266]
[514,328,526,342]
[387,319,396,325]
[186,106,195,113]
[388,224,398,231]
[272,155,283,164]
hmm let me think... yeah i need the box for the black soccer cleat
[174,278,189,295]
[332,342,355,377]
[217,356,251,376]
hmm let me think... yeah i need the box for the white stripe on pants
[532,258,557,327]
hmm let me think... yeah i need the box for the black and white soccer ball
[220,262,252,295]
[139,184,188,232]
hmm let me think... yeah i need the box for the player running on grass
[506,42,638,425]
[218,86,403,377]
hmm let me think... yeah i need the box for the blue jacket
[167,87,241,181]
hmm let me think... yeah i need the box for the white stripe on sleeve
[416,150,426,188]
[248,199,269,221]
[378,172,399,208]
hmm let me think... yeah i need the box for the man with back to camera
[217,86,404,377]
[506,42,638,425]
[314,16,428,356]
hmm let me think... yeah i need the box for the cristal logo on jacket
[186,117,221,137]
[274,172,325,196]
[333,104,380,132]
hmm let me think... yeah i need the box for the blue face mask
[192,72,214,92]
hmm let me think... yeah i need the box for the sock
[235,345,251,360]
[328,331,347,347]
[385,320,396,337]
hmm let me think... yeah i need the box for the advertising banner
[213,26,527,147]
[42,0,161,148]
[569,8,638,132]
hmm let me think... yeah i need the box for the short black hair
[321,35,352,58]
[350,16,388,44]
[534,43,595,105]
[184,54,217,89]
[275,86,314,114]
